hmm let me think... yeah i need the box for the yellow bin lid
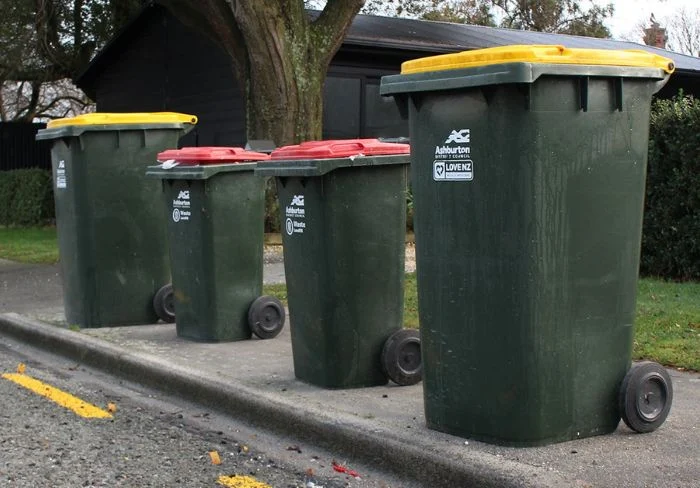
[47,112,198,128]
[401,45,676,75]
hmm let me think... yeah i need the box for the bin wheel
[248,295,285,339]
[381,328,422,386]
[153,284,176,323]
[619,361,673,433]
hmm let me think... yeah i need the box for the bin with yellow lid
[36,112,197,328]
[380,46,674,445]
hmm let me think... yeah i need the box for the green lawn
[264,273,699,371]
[635,278,700,371]
[0,226,59,264]
[2,226,698,370]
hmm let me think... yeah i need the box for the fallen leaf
[305,468,315,477]
[107,403,117,413]
[210,450,222,465]
[331,460,361,478]
[17,363,26,374]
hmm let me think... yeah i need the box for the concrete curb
[0,312,565,488]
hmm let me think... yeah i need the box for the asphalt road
[0,336,413,488]
[0,261,63,315]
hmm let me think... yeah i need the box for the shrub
[0,169,55,226]
[641,94,700,280]
[0,171,18,225]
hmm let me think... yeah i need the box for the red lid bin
[158,146,270,164]
[270,138,409,160]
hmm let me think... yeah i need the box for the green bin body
[36,113,196,328]
[380,46,673,445]
[256,141,409,388]
[147,148,267,341]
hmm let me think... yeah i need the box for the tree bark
[162,0,364,145]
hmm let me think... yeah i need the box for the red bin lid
[270,139,409,160]
[157,146,270,164]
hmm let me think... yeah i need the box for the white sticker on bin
[434,128,474,182]
[56,160,67,189]
[285,194,306,236]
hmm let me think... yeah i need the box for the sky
[606,0,700,41]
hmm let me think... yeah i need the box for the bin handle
[324,141,367,155]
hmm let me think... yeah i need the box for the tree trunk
[240,2,327,145]
[162,0,364,146]
[246,59,324,146]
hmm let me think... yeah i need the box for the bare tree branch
[667,8,700,56]
[1,0,141,120]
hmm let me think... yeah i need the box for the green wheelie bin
[147,147,285,342]
[36,112,197,328]
[380,45,675,445]
[255,139,421,389]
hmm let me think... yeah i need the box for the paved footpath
[1,259,699,487]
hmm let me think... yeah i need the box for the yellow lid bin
[47,112,198,128]
[379,45,676,446]
[35,111,198,328]
[401,44,675,75]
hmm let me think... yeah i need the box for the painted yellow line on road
[2,373,113,419]
[217,475,271,488]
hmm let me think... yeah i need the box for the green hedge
[641,94,700,280]
[0,169,55,226]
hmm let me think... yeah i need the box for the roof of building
[343,13,700,74]
[76,2,700,93]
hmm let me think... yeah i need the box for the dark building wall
[162,15,245,147]
[94,11,245,147]
[89,9,409,146]
[324,65,407,140]
[94,13,168,113]
[0,123,50,171]
[657,72,700,100]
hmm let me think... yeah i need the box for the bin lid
[257,139,410,177]
[157,147,270,164]
[46,112,198,128]
[401,45,676,75]
[270,139,410,160]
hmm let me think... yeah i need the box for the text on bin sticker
[285,194,306,236]
[56,160,67,189]
[434,160,473,181]
[434,128,474,182]
[172,190,191,223]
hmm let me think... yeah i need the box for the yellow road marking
[217,475,272,488]
[2,373,113,419]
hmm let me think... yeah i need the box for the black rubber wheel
[248,295,285,339]
[381,328,422,386]
[153,283,176,323]
[619,361,673,433]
